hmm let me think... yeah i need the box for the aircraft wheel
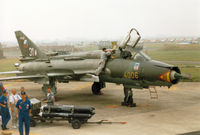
[30,119,36,127]
[92,82,101,95]
[72,119,81,129]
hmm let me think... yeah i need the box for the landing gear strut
[91,82,105,95]
[121,87,136,107]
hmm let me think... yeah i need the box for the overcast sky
[0,0,200,42]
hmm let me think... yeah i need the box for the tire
[92,83,101,95]
[72,119,81,129]
[30,119,36,127]
[40,119,46,122]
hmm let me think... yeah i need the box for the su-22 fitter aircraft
[0,28,189,107]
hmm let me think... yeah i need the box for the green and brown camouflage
[0,29,189,106]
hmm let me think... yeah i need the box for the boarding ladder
[148,87,158,99]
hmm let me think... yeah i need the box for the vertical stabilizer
[15,31,47,59]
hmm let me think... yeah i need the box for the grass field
[0,58,20,72]
[180,67,200,82]
[148,50,200,61]
[147,44,200,61]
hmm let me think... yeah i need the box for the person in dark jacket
[0,89,10,130]
[16,92,32,135]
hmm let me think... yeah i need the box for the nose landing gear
[91,82,105,95]
[121,87,136,107]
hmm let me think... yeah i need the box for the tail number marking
[29,48,38,56]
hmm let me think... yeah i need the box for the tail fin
[15,31,47,59]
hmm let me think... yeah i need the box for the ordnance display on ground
[41,105,95,129]
[30,98,95,129]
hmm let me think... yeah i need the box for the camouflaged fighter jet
[0,28,189,107]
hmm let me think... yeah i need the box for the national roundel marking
[23,40,28,48]
[133,62,140,71]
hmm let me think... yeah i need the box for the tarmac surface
[1,82,200,135]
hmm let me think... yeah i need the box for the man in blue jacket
[0,89,10,130]
[16,92,32,135]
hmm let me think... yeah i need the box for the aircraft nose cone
[170,71,178,81]
[171,71,191,80]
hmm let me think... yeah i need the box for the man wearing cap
[19,87,29,99]
[19,87,25,97]
[0,89,10,130]
[16,92,32,135]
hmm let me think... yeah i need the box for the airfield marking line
[0,130,42,135]
[105,105,121,108]
[71,82,93,90]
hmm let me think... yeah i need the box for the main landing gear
[121,87,136,107]
[91,82,105,95]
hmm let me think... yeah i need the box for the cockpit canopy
[133,51,151,62]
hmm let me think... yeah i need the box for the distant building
[178,41,192,45]
[0,43,4,58]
